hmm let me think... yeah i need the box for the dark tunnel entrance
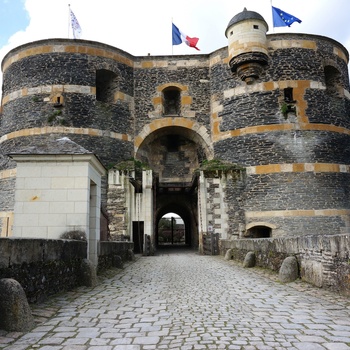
[157,213,185,246]
[155,179,199,249]
[135,124,214,252]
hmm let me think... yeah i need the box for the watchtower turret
[225,8,269,84]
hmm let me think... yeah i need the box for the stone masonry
[0,8,350,251]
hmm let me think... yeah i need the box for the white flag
[70,8,82,39]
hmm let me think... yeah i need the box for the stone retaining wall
[0,238,133,303]
[220,234,350,295]
[98,241,134,272]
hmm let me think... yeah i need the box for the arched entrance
[155,195,197,248]
[135,123,213,250]
[157,213,186,246]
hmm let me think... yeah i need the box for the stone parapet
[220,234,350,295]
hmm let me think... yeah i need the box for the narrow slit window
[96,69,118,103]
[284,88,294,102]
[163,87,181,116]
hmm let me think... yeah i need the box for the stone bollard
[79,259,97,287]
[128,249,135,261]
[279,256,299,283]
[113,254,123,268]
[243,251,256,268]
[224,249,233,261]
[0,278,35,332]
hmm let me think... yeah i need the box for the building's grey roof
[10,137,92,155]
[225,8,268,36]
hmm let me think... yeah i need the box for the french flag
[172,23,200,51]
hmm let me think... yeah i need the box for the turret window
[96,69,118,103]
[324,65,342,96]
[284,88,295,102]
[163,87,181,116]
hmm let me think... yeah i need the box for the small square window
[253,25,259,29]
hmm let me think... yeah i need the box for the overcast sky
[1,0,350,97]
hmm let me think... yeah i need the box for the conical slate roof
[225,8,268,37]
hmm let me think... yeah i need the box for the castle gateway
[1,9,350,255]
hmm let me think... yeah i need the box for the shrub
[60,230,87,241]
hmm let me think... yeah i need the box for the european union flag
[272,6,302,27]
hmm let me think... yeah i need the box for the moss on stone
[110,158,150,172]
[196,159,245,178]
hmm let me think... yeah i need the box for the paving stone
[1,250,350,349]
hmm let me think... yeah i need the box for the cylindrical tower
[213,8,350,237]
[0,39,135,233]
[225,7,269,84]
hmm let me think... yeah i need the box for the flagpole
[270,0,274,33]
[68,4,71,38]
[171,17,173,56]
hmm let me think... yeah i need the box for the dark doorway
[245,225,271,238]
[135,125,210,251]
[133,221,144,253]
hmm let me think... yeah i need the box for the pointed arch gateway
[135,118,213,250]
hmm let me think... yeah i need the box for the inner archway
[158,213,185,246]
[135,124,212,251]
[155,199,197,249]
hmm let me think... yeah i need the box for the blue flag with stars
[272,6,302,27]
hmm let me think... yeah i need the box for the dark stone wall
[244,172,350,211]
[306,90,350,127]
[221,173,246,237]
[267,48,323,81]
[220,91,281,131]
[2,82,133,137]
[0,238,87,303]
[133,57,211,135]
[214,131,350,166]
[2,51,134,96]
[266,34,350,89]
[210,48,239,92]
[0,238,133,303]
[3,54,93,94]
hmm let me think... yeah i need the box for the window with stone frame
[163,87,181,116]
[96,69,118,103]
[324,65,342,97]
[284,87,295,103]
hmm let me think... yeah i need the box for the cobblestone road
[1,248,350,350]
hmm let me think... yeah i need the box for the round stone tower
[0,39,134,170]
[1,7,350,242]
[225,7,269,84]
[213,8,350,237]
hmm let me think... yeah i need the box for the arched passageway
[135,125,211,250]
[155,194,198,249]
[158,213,185,246]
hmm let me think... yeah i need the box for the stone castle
[1,8,350,258]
